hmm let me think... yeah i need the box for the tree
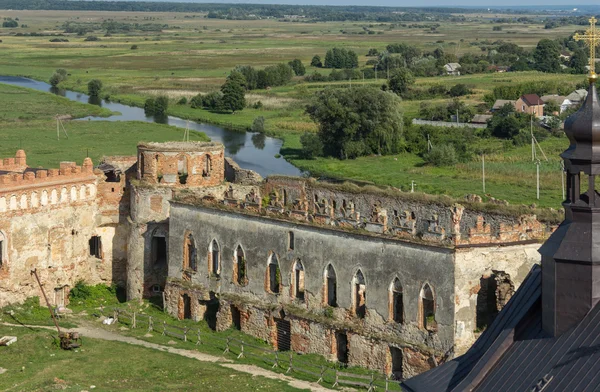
[306,86,403,159]
[300,132,324,159]
[234,65,258,90]
[221,72,246,113]
[424,145,457,166]
[87,79,103,96]
[544,100,560,115]
[49,73,62,87]
[367,48,379,57]
[449,83,471,97]
[144,98,156,115]
[570,48,588,74]
[388,68,415,96]
[288,59,306,76]
[251,116,265,133]
[311,55,322,68]
[534,39,561,73]
[154,95,169,115]
[2,19,18,28]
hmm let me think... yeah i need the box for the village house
[491,99,516,112]
[540,95,573,114]
[566,88,588,105]
[515,94,544,117]
[443,63,461,76]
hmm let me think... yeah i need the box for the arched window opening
[293,260,305,301]
[89,235,102,259]
[209,240,220,277]
[151,229,167,266]
[420,283,436,331]
[178,155,188,185]
[234,245,248,285]
[389,346,404,380]
[203,155,212,177]
[324,264,337,307]
[390,278,404,324]
[353,270,366,318]
[183,233,197,271]
[267,254,281,294]
[0,231,6,268]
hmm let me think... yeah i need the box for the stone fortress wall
[0,150,128,307]
[0,141,555,378]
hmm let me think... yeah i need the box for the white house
[444,63,461,76]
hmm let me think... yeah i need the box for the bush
[130,44,138,50]
[177,96,188,105]
[49,73,62,87]
[190,93,203,108]
[154,95,169,115]
[84,35,100,41]
[87,79,103,96]
[69,280,121,307]
[300,132,324,159]
[144,98,156,115]
[449,83,472,97]
[251,116,265,133]
[424,145,458,166]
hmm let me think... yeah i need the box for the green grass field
[0,83,209,168]
[0,325,305,392]
[0,9,583,207]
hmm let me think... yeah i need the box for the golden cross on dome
[574,17,600,82]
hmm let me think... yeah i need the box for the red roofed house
[515,94,544,117]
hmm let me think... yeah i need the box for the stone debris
[0,336,17,346]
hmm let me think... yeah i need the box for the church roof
[402,264,600,392]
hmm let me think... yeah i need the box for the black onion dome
[562,83,600,162]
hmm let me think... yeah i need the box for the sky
[117,0,600,7]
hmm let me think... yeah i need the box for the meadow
[0,9,586,207]
[0,83,209,168]
[0,325,304,392]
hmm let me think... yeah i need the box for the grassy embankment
[0,10,586,206]
[0,83,209,168]
[0,325,305,392]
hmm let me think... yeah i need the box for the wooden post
[223,337,231,354]
[237,341,244,359]
[148,316,153,333]
[368,374,375,392]
[272,351,279,368]
[318,366,325,383]
[132,312,136,329]
[196,329,202,346]
[162,320,166,336]
[333,370,339,388]
[286,352,293,374]
[183,327,188,342]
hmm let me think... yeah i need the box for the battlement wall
[0,158,97,214]
[0,150,27,173]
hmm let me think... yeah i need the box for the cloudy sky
[124,0,596,7]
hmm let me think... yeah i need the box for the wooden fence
[105,307,402,391]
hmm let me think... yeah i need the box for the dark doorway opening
[181,294,192,320]
[231,305,241,330]
[326,264,337,307]
[336,332,349,364]
[275,317,291,351]
[151,236,167,265]
[202,296,220,331]
[390,346,403,380]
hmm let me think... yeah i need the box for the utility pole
[536,160,540,200]
[427,134,432,152]
[411,181,416,193]
[482,154,486,193]
[456,109,459,125]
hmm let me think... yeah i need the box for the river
[0,76,302,177]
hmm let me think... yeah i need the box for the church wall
[164,202,455,375]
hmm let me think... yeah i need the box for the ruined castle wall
[453,243,541,354]
[0,191,113,307]
[126,185,173,300]
[166,203,456,354]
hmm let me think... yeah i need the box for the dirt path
[1,322,334,392]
